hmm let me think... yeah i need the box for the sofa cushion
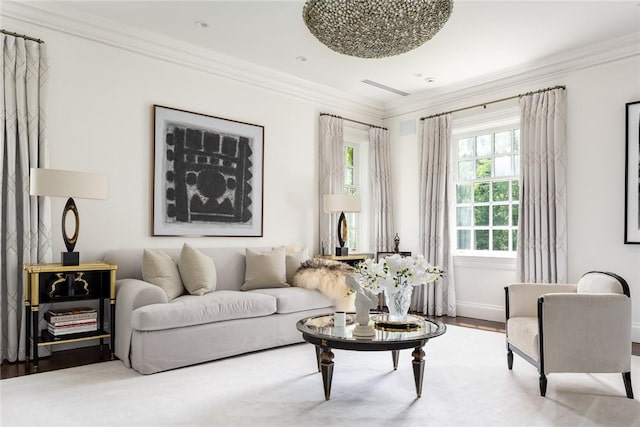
[178,243,217,296]
[507,316,539,360]
[249,287,333,314]
[241,247,289,290]
[284,247,309,284]
[141,249,184,300]
[131,290,277,331]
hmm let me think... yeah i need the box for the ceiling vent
[361,79,410,97]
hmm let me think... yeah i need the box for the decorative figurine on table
[393,233,400,253]
[345,275,378,337]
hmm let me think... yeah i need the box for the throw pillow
[142,249,184,300]
[241,247,289,291]
[284,246,309,284]
[178,243,217,296]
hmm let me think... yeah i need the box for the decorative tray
[371,314,422,332]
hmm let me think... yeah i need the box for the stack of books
[45,307,98,336]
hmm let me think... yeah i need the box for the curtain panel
[369,127,394,251]
[516,88,568,283]
[1,35,52,363]
[416,114,456,317]
[318,115,344,255]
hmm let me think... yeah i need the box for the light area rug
[1,325,639,427]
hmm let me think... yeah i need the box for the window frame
[343,142,360,251]
[452,113,520,258]
[342,124,370,253]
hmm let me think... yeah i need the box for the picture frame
[153,105,264,237]
[625,101,640,243]
[376,251,412,261]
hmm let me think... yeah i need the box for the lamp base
[335,247,349,256]
[62,251,79,266]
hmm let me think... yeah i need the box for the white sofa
[104,247,335,374]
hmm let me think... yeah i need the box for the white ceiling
[41,1,640,104]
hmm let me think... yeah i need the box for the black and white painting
[625,101,640,243]
[153,106,263,236]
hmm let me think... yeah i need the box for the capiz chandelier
[302,0,454,59]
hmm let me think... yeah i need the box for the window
[454,126,520,254]
[344,143,358,250]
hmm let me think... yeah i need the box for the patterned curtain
[1,35,52,363]
[318,115,344,255]
[517,88,568,283]
[416,114,456,317]
[369,127,394,251]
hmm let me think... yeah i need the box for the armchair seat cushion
[507,316,539,361]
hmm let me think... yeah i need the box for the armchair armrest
[540,293,632,374]
[505,283,577,318]
[115,278,168,367]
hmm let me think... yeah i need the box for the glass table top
[296,313,446,344]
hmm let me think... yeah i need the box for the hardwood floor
[1,345,113,379]
[1,316,637,380]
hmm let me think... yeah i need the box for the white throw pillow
[284,246,309,284]
[142,249,184,300]
[241,247,289,290]
[178,243,217,296]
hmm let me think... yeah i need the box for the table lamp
[323,194,361,256]
[30,168,108,266]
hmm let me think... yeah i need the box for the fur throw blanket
[291,258,356,311]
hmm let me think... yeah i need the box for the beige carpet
[1,325,639,426]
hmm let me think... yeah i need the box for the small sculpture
[393,233,400,253]
[345,275,378,337]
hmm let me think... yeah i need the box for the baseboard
[456,301,505,323]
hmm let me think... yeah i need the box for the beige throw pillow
[178,244,217,296]
[241,247,289,290]
[285,247,309,284]
[142,249,184,300]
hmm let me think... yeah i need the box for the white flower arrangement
[353,254,444,295]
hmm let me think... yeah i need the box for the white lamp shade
[30,168,108,200]
[323,194,361,213]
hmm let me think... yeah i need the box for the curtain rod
[320,113,388,131]
[1,29,44,44]
[419,85,566,121]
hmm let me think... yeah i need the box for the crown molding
[4,1,638,123]
[384,32,640,119]
[2,1,387,120]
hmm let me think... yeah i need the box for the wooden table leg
[320,346,335,400]
[412,347,425,398]
[32,307,39,369]
[315,345,321,372]
[392,350,399,370]
[25,304,31,363]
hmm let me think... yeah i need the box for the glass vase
[384,285,413,322]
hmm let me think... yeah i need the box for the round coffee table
[296,313,446,400]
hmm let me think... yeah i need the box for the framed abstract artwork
[153,105,264,236]
[625,100,640,243]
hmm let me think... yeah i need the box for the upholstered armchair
[504,271,633,398]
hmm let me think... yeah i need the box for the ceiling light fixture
[302,0,454,59]
[195,21,209,28]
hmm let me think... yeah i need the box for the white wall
[386,56,640,338]
[4,17,380,263]
[5,14,640,338]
